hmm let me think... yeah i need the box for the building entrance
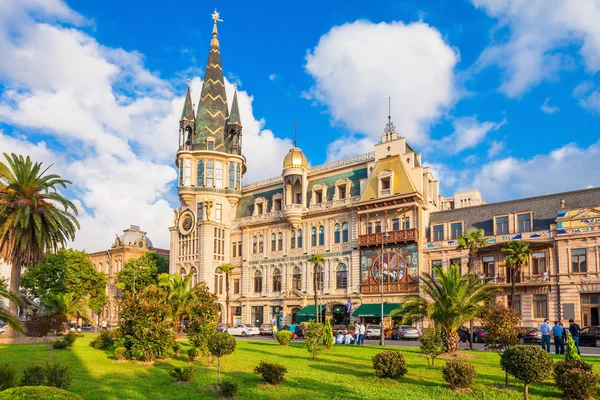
[580,294,600,326]
[332,304,349,325]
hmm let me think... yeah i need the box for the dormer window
[254,197,267,215]
[381,177,390,190]
[207,138,215,151]
[378,170,393,197]
[257,203,264,214]
[315,190,323,204]
[334,178,351,200]
[273,198,281,211]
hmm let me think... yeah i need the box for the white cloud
[469,139,600,201]
[268,74,277,81]
[573,81,600,113]
[304,20,459,147]
[325,136,374,163]
[437,116,506,154]
[487,140,505,158]
[540,97,560,114]
[472,0,600,97]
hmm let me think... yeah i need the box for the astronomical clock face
[178,209,195,236]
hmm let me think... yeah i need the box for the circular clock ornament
[178,209,195,236]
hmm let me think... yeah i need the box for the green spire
[228,86,241,126]
[180,83,194,121]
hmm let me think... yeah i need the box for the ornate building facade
[170,13,600,329]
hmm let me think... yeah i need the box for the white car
[366,324,381,339]
[0,326,5,335]
[227,324,260,337]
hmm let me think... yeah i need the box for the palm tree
[41,292,90,332]
[0,153,79,336]
[0,284,24,333]
[401,264,497,355]
[217,264,233,332]
[502,241,533,310]
[158,273,193,336]
[456,228,487,273]
[308,253,325,323]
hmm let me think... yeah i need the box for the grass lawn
[1,334,599,399]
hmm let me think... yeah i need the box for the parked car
[281,324,305,338]
[578,326,600,347]
[519,327,542,344]
[366,324,381,339]
[216,324,226,332]
[332,325,348,336]
[473,327,488,343]
[259,324,272,336]
[392,325,420,340]
[228,324,260,337]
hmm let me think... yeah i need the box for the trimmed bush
[372,350,408,379]
[323,321,334,350]
[187,347,199,362]
[500,346,553,400]
[20,364,45,387]
[172,342,182,357]
[62,332,78,347]
[219,381,238,398]
[565,332,581,361]
[419,328,445,367]
[276,330,292,346]
[560,368,599,400]
[169,367,194,383]
[208,332,237,385]
[303,321,324,359]
[44,363,71,390]
[52,340,68,350]
[0,386,83,400]
[554,360,595,398]
[0,363,17,391]
[442,360,476,390]
[254,361,287,384]
[114,347,127,361]
[89,330,115,350]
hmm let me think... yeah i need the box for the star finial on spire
[211,9,223,23]
[211,9,223,46]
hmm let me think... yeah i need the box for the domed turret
[283,147,308,169]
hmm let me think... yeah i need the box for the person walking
[289,322,297,341]
[552,321,565,354]
[354,323,361,345]
[359,322,366,345]
[459,326,471,350]
[540,319,551,352]
[272,324,278,341]
[569,319,581,355]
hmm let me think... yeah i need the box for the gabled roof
[360,155,417,201]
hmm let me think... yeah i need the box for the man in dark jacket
[569,319,581,355]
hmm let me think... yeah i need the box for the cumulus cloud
[540,97,560,114]
[436,116,506,154]
[472,0,600,97]
[325,136,374,163]
[573,81,600,113]
[304,20,459,148]
[487,140,505,158]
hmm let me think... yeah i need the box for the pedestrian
[540,318,551,352]
[569,319,581,355]
[335,332,344,344]
[359,322,366,345]
[560,322,568,344]
[354,323,361,345]
[272,323,278,340]
[552,321,565,354]
[344,331,353,344]
[101,320,107,331]
[459,326,471,350]
[289,322,297,341]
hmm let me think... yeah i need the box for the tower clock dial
[178,209,195,236]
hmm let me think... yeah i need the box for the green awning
[295,305,326,316]
[352,303,402,317]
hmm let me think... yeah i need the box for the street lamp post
[380,228,390,346]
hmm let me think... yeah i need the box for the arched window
[180,267,187,276]
[278,233,283,251]
[316,265,324,290]
[191,267,198,287]
[214,268,223,295]
[311,227,317,246]
[206,160,214,187]
[228,163,235,189]
[197,160,204,187]
[253,236,257,253]
[290,230,296,249]
[235,164,241,189]
[178,161,183,186]
[272,269,282,292]
[342,222,349,243]
[259,235,264,252]
[293,267,302,290]
[215,161,223,188]
[336,264,347,289]
[271,233,277,251]
[254,270,263,293]
[298,229,303,248]
[319,225,325,246]
[334,224,341,243]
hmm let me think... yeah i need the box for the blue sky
[0,0,599,251]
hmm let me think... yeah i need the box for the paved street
[237,334,600,356]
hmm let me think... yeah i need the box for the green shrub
[0,363,17,391]
[62,332,77,347]
[172,342,181,357]
[77,333,84,338]
[419,328,445,367]
[442,360,476,390]
[559,368,599,400]
[114,347,127,361]
[500,346,553,399]
[554,360,594,392]
[187,347,199,362]
[0,386,83,400]
[169,367,194,383]
[44,363,71,390]
[131,349,145,361]
[565,332,581,361]
[276,330,292,346]
[372,350,408,379]
[219,381,237,398]
[323,321,334,350]
[20,364,45,387]
[89,330,115,350]
[52,340,68,350]
[303,321,324,359]
[253,361,287,384]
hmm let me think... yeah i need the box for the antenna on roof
[292,119,297,147]
[384,97,396,133]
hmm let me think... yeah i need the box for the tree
[186,282,220,361]
[21,249,107,314]
[419,328,445,367]
[478,303,523,387]
[500,346,553,400]
[117,252,168,292]
[0,153,79,336]
[401,264,497,355]
[502,241,533,310]
[157,273,193,336]
[0,280,23,333]
[308,253,325,324]
[41,292,90,332]
[217,263,233,331]
[207,332,236,385]
[118,285,175,361]
[303,320,324,359]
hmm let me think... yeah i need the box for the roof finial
[233,82,237,91]
[211,9,223,47]
[187,78,191,87]
[384,96,396,133]
[292,120,297,148]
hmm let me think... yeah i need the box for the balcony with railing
[358,228,418,247]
